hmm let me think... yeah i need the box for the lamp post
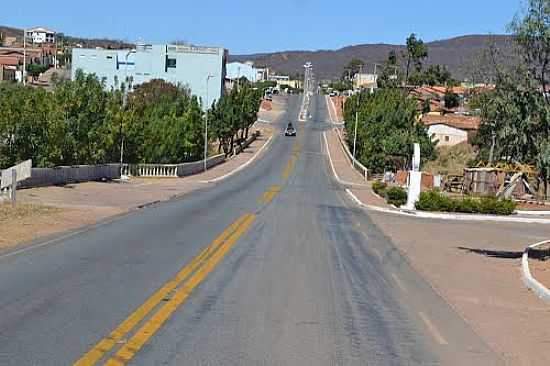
[120,51,133,176]
[22,29,26,85]
[352,93,359,166]
[204,74,214,172]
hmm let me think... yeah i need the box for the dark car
[285,123,296,136]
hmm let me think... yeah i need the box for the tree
[343,58,365,80]
[444,89,460,108]
[404,34,428,86]
[377,50,402,89]
[509,0,550,103]
[342,89,436,173]
[471,0,550,198]
[423,65,456,86]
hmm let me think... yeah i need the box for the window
[166,56,176,71]
[444,136,450,142]
[107,56,113,59]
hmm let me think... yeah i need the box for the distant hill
[0,25,133,49]
[230,35,514,81]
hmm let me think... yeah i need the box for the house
[353,73,377,90]
[72,43,227,109]
[268,74,303,89]
[26,27,56,44]
[421,113,481,147]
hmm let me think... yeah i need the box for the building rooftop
[27,27,56,34]
[421,113,481,131]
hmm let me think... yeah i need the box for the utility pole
[204,74,214,172]
[352,93,359,166]
[488,130,496,166]
[22,29,26,85]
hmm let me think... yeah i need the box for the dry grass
[424,142,477,175]
[0,203,59,223]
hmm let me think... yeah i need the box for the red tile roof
[421,113,481,130]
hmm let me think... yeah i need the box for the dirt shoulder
[368,213,550,366]
[0,123,275,252]
[324,122,550,365]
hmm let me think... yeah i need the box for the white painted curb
[346,188,550,224]
[200,135,274,184]
[522,240,550,304]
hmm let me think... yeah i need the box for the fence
[122,154,226,178]
[333,127,369,180]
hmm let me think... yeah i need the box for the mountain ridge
[229,34,513,81]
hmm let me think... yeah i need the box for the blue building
[72,44,227,108]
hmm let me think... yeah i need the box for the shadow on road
[458,246,550,261]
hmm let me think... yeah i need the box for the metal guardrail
[333,128,369,180]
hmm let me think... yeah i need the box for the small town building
[353,73,377,90]
[72,43,227,108]
[226,61,260,82]
[268,74,303,89]
[26,27,56,44]
[421,113,481,147]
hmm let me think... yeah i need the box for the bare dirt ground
[0,110,279,251]
[325,121,550,365]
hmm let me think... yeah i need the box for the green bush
[415,190,516,215]
[385,186,407,207]
[372,180,387,196]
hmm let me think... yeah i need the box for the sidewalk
[324,122,550,365]
[0,123,274,251]
[323,128,388,207]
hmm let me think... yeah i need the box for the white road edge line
[391,273,408,294]
[322,131,368,188]
[522,239,550,304]
[419,311,449,345]
[201,135,274,184]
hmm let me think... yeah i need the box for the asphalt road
[0,94,502,365]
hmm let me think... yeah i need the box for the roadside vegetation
[372,181,408,207]
[0,71,262,169]
[415,190,516,215]
[343,88,436,173]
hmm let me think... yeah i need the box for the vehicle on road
[284,122,296,136]
[329,91,338,97]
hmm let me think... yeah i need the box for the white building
[421,113,480,147]
[353,73,377,90]
[26,27,56,44]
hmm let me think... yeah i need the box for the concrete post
[11,169,16,208]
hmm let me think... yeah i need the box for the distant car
[329,91,338,97]
[284,123,296,136]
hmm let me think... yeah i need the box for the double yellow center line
[257,185,282,204]
[74,213,256,366]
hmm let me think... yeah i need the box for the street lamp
[204,74,214,172]
[22,29,26,85]
[120,50,133,176]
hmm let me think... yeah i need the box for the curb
[322,131,368,187]
[200,135,274,184]
[345,188,550,224]
[522,240,550,304]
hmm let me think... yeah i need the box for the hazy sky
[2,0,522,54]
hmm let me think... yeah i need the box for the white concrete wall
[428,124,468,147]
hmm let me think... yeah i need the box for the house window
[107,56,113,59]
[444,136,450,142]
[166,56,176,71]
